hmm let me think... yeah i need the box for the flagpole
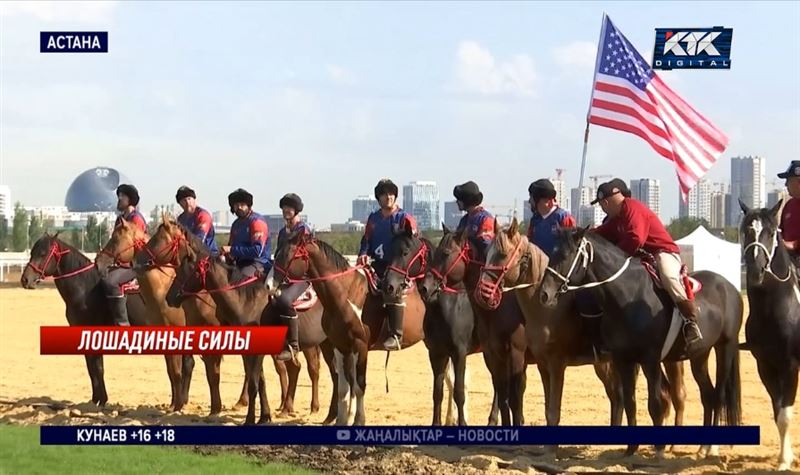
[578,12,609,194]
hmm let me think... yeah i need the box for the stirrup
[276,345,298,362]
[383,335,401,351]
[682,321,703,344]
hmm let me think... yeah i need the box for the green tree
[28,214,44,246]
[723,227,739,244]
[85,215,98,251]
[666,216,709,241]
[67,228,81,249]
[0,215,9,251]
[97,218,111,250]
[12,202,29,251]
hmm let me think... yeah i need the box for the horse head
[539,226,592,308]
[739,198,788,287]
[421,223,469,302]
[383,225,429,301]
[273,227,315,285]
[95,219,148,277]
[21,232,63,289]
[477,217,530,310]
[134,214,187,270]
[166,241,208,308]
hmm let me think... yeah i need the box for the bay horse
[20,233,157,407]
[273,228,426,426]
[536,226,742,457]
[739,199,799,471]
[478,221,686,441]
[164,231,335,425]
[135,217,325,418]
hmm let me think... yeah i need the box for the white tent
[676,226,741,289]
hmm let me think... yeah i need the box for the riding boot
[383,304,404,351]
[109,296,131,326]
[276,316,299,362]
[677,299,703,345]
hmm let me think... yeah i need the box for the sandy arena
[1,286,796,474]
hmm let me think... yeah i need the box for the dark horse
[165,230,336,425]
[478,220,686,443]
[20,233,157,407]
[537,227,742,457]
[273,228,426,425]
[739,199,799,471]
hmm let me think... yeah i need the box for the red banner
[40,326,287,355]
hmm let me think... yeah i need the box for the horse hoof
[310,404,320,414]
[233,399,249,409]
[207,411,221,418]
[257,416,271,425]
[243,418,256,426]
[321,416,336,426]
[278,410,295,418]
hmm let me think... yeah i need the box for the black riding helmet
[453,181,483,207]
[175,185,196,204]
[228,188,253,213]
[528,179,556,202]
[374,179,399,200]
[116,184,140,206]
[279,193,304,213]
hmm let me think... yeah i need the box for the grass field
[0,425,316,475]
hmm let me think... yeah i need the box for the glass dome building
[65,167,132,212]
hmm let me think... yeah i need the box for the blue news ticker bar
[40,425,760,446]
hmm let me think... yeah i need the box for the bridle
[429,241,472,294]
[742,225,792,283]
[177,256,259,297]
[478,236,527,309]
[140,231,187,269]
[98,235,148,268]
[25,240,95,281]
[386,240,428,283]
[545,237,632,293]
[274,238,366,285]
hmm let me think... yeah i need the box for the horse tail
[722,343,743,426]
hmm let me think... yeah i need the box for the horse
[164,231,335,425]
[739,199,799,471]
[135,217,324,418]
[536,226,742,457]
[20,233,156,407]
[273,228,426,426]
[478,220,687,440]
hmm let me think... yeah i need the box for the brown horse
[481,219,687,444]
[273,229,426,425]
[164,231,335,425]
[135,217,325,417]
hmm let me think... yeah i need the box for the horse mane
[314,239,351,271]
[174,222,212,256]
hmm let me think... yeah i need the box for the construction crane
[589,174,612,189]
[554,168,565,181]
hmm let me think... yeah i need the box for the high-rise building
[767,189,789,209]
[678,179,712,223]
[351,196,378,224]
[551,179,569,212]
[522,200,533,223]
[578,205,604,227]
[710,191,727,229]
[729,155,766,225]
[570,186,593,218]
[403,181,440,231]
[213,210,231,227]
[443,201,463,230]
[0,185,11,218]
[630,179,661,218]
[724,193,734,227]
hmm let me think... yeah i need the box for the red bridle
[386,241,428,281]
[476,236,525,310]
[429,241,473,294]
[98,236,149,268]
[178,256,259,297]
[25,240,95,281]
[140,232,186,269]
[274,239,366,284]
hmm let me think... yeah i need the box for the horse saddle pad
[292,287,319,312]
[640,258,702,296]
[120,279,141,295]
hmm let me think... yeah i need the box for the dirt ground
[1,286,796,474]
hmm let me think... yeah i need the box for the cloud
[452,41,537,97]
[553,41,597,71]
[326,64,357,86]
[0,1,117,24]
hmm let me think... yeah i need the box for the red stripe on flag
[588,116,675,161]
[591,98,671,142]
[594,81,660,116]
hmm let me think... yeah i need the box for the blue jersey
[277,221,313,252]
[456,207,496,257]
[527,207,576,258]
[358,208,418,266]
[229,211,272,269]
[115,209,147,233]
[177,206,218,255]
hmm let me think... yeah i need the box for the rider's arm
[615,203,649,256]
[230,219,268,259]
[194,209,213,242]
[478,215,495,247]
[402,213,419,236]
[358,219,372,257]
[560,214,577,229]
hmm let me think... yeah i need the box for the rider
[99,184,148,326]
[453,181,495,257]
[777,160,800,270]
[357,178,419,351]
[272,193,313,362]
[221,188,273,281]
[591,179,703,346]
[175,186,219,255]
[527,179,576,258]
[600,179,631,224]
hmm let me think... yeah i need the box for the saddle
[120,278,140,295]
[292,287,319,312]
[639,254,702,298]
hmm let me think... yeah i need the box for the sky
[1,1,798,227]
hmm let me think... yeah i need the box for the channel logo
[652,27,732,70]
[40,32,108,53]
[336,430,351,441]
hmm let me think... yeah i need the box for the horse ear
[442,222,451,235]
[53,230,61,240]
[161,212,169,225]
[770,199,783,219]
[506,217,519,238]
[574,225,590,241]
[738,198,750,215]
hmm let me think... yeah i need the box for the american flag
[587,15,729,198]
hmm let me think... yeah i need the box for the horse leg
[280,357,301,417]
[509,353,527,427]
[690,351,714,457]
[306,346,321,414]
[615,359,639,456]
[201,355,222,416]
[453,351,470,426]
[429,352,448,426]
[776,369,797,471]
[84,355,102,405]
[664,361,686,427]
[180,355,195,407]
[594,361,623,426]
[257,356,271,424]
[243,355,258,425]
[444,358,457,425]
[272,357,289,413]
[334,349,351,426]
[320,340,338,425]
[641,360,666,457]
[493,364,511,426]
[164,355,182,412]
[538,363,552,423]
[352,348,368,426]
[234,355,249,409]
